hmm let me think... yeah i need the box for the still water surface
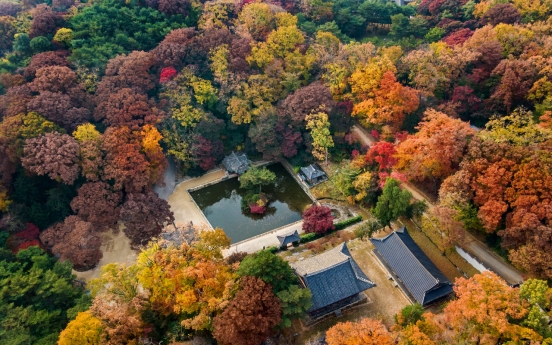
[190,163,313,243]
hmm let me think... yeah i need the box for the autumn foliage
[326,318,394,345]
[302,205,335,235]
[331,273,549,344]
[2,0,552,342]
[213,276,282,345]
[40,216,102,271]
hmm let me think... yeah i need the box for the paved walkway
[167,169,225,226]
[463,238,523,285]
[352,124,524,284]
[224,221,304,256]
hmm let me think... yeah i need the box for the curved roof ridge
[347,257,375,284]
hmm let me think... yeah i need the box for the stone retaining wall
[279,159,318,204]
[230,220,304,248]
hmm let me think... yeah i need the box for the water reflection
[190,163,312,243]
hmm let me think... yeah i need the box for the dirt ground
[74,171,227,282]
[73,227,137,281]
[283,238,410,345]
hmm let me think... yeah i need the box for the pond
[190,163,313,243]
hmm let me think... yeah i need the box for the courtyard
[282,237,411,344]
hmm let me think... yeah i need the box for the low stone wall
[185,190,214,230]
[279,159,318,204]
[455,246,489,273]
[230,220,304,248]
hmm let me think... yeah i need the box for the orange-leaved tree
[326,318,394,345]
[352,71,419,131]
[395,109,475,186]
[444,272,542,344]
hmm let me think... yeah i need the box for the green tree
[372,178,412,226]
[390,13,410,39]
[237,250,297,294]
[240,166,277,193]
[520,279,552,337]
[354,219,382,240]
[276,285,313,328]
[68,0,186,68]
[0,246,90,345]
[13,33,31,56]
[30,36,51,53]
[520,279,550,307]
[395,303,425,327]
[425,27,445,43]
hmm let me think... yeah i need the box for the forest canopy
[0,0,552,343]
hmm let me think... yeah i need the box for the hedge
[263,246,279,254]
[300,232,319,243]
[334,215,362,230]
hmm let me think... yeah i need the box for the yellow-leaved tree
[58,312,103,345]
[305,112,334,166]
[72,123,100,142]
[136,227,235,331]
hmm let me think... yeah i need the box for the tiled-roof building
[371,227,454,306]
[222,152,251,174]
[299,164,327,186]
[277,230,300,247]
[291,242,375,320]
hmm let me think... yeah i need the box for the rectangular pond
[190,163,313,243]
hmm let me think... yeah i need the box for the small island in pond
[190,163,312,243]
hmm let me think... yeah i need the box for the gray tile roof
[222,152,251,174]
[300,164,325,181]
[291,243,375,312]
[277,230,300,246]
[370,227,454,306]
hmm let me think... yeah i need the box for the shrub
[250,205,267,214]
[226,251,248,265]
[262,246,279,254]
[354,219,381,240]
[334,215,362,230]
[302,205,335,235]
[305,241,323,253]
[300,232,318,243]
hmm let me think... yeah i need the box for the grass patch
[410,216,479,278]
[447,249,479,277]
